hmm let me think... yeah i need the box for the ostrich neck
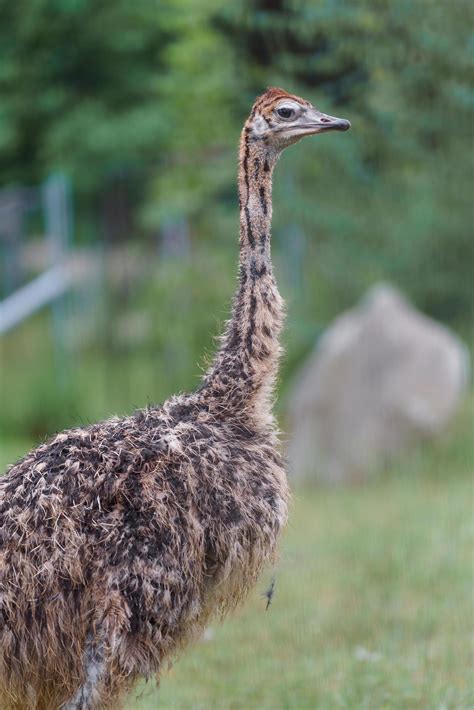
[199,128,284,426]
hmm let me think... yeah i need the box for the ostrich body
[0,88,349,709]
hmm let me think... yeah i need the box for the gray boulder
[288,284,469,483]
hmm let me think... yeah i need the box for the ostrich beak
[304,109,351,134]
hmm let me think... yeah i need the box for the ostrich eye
[276,106,296,120]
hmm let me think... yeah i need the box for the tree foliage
[0,0,472,325]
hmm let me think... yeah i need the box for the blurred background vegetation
[1,0,473,448]
[0,2,472,705]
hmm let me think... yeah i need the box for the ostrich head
[248,87,350,150]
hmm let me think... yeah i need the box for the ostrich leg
[61,637,107,710]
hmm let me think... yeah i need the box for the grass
[130,396,473,710]
[0,399,472,709]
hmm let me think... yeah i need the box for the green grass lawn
[0,399,472,709]
[130,399,473,710]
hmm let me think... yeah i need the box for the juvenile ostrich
[0,88,350,709]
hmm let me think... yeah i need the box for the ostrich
[0,88,350,709]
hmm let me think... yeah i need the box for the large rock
[288,284,469,483]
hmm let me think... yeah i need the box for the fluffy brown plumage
[0,88,349,709]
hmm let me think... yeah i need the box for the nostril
[320,117,331,123]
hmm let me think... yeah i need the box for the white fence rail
[0,173,75,337]
[0,263,75,335]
